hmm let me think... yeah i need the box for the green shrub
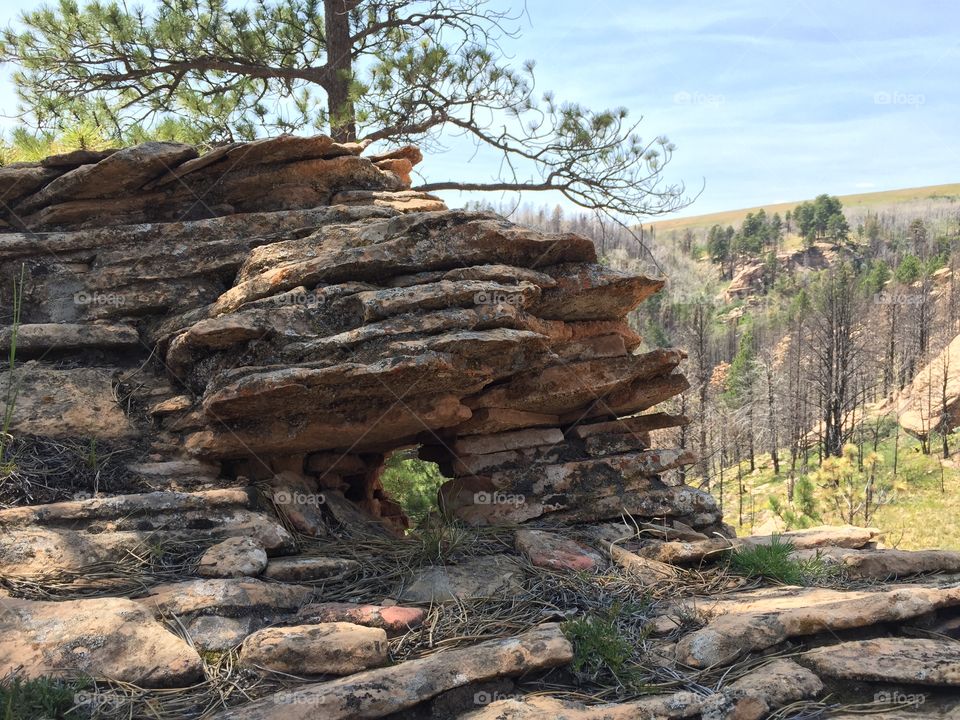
[378,449,446,529]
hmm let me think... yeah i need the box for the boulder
[794,547,960,579]
[0,364,136,439]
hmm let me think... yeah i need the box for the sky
[0,0,958,219]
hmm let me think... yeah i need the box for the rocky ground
[0,137,959,719]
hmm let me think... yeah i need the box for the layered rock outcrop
[1,133,716,537]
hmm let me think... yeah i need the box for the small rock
[297,602,425,635]
[514,529,602,572]
[198,537,268,578]
[240,622,388,676]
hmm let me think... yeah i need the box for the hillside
[647,182,960,236]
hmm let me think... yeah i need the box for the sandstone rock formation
[0,133,716,539]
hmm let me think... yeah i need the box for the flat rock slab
[210,623,572,720]
[458,659,821,720]
[399,555,523,603]
[676,585,960,668]
[297,602,425,635]
[262,555,359,582]
[241,622,388,676]
[0,363,137,439]
[804,637,960,686]
[514,529,602,572]
[137,578,313,617]
[0,322,140,354]
[0,596,203,686]
[795,547,960,579]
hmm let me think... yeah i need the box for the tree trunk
[324,0,359,141]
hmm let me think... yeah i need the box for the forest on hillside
[474,194,960,545]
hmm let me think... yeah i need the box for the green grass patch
[0,677,83,720]
[562,604,646,689]
[728,536,837,585]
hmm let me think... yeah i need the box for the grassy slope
[718,429,960,550]
[648,182,960,236]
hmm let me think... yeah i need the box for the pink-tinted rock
[298,602,425,635]
[514,529,602,572]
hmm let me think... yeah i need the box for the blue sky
[1,0,958,218]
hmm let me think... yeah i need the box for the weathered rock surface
[399,555,524,603]
[240,622,389,676]
[211,623,572,720]
[0,488,293,578]
[137,578,313,617]
[1,135,710,535]
[804,637,960,686]
[0,596,203,686]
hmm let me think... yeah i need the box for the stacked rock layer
[0,134,720,535]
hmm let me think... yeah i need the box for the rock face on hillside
[895,333,960,437]
[0,134,717,537]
